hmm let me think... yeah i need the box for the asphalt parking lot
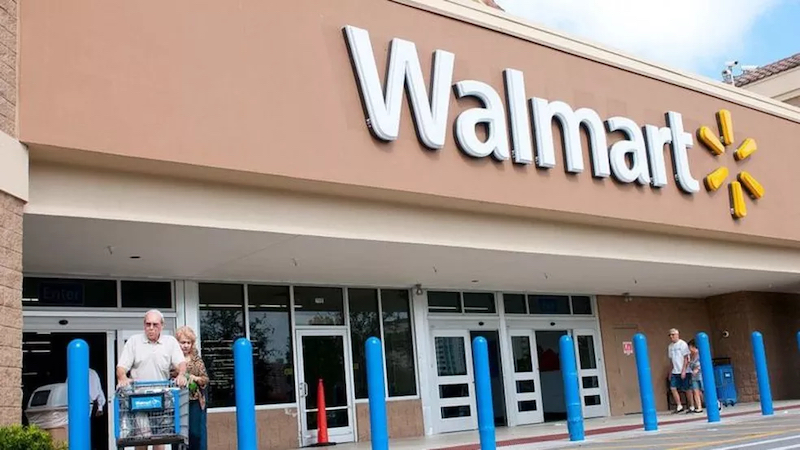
[543,409,800,450]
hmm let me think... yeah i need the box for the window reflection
[382,289,417,397]
[348,289,380,399]
[294,287,345,326]
[198,283,245,408]
[248,285,295,404]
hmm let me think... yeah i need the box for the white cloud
[495,0,783,75]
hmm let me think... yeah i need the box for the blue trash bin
[713,358,737,407]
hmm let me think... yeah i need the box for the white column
[496,293,518,427]
[183,281,201,351]
[412,289,434,436]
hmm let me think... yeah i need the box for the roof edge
[390,0,800,124]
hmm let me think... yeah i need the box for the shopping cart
[113,380,189,450]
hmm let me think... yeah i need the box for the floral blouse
[174,348,210,409]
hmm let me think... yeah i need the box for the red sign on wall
[623,341,633,356]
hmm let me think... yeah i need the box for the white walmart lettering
[344,25,701,194]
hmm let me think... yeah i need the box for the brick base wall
[0,192,22,425]
[208,407,299,450]
[599,292,800,415]
[356,399,424,441]
[597,295,711,414]
[708,292,800,403]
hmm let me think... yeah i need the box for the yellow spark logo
[697,109,764,219]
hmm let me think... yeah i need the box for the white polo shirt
[117,333,185,381]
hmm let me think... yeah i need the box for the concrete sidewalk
[309,401,800,450]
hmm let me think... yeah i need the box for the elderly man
[117,309,187,450]
[667,328,693,413]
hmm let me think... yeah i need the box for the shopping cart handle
[130,380,175,387]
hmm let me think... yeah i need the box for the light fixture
[623,292,633,303]
[414,284,423,296]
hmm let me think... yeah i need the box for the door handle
[300,382,308,398]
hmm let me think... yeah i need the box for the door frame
[22,314,177,450]
[295,327,356,447]
[506,329,545,425]
[429,328,477,434]
[572,328,608,418]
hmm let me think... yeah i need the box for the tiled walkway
[300,401,800,450]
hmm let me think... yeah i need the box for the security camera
[725,60,739,67]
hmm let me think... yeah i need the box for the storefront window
[381,289,417,397]
[528,295,571,315]
[348,289,417,398]
[503,294,527,314]
[121,280,172,309]
[248,285,295,405]
[22,277,117,308]
[199,283,245,408]
[463,292,496,314]
[428,291,461,313]
[571,296,593,315]
[347,289,380,399]
[293,287,345,326]
[502,293,595,316]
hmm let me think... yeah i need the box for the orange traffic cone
[311,378,336,447]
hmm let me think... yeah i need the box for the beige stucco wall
[17,0,800,246]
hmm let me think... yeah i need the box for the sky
[494,0,800,81]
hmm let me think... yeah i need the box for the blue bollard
[696,332,720,423]
[751,331,774,416]
[67,339,90,450]
[632,333,658,431]
[233,338,258,450]
[559,335,584,442]
[472,337,496,450]
[366,337,389,450]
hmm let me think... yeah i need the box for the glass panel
[439,384,469,399]
[248,284,294,404]
[516,380,536,393]
[293,287,345,326]
[348,288,379,399]
[463,292,496,314]
[121,280,172,309]
[441,406,471,418]
[528,295,571,315]
[582,376,600,389]
[428,291,462,313]
[307,408,349,430]
[585,395,602,406]
[571,296,593,315]
[503,294,527,314]
[577,335,598,370]
[435,337,467,376]
[199,283,245,408]
[22,277,117,308]
[518,400,537,412]
[382,289,417,397]
[302,336,348,413]
[511,336,533,373]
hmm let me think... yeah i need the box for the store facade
[6,0,800,449]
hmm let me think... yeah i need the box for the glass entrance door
[508,330,544,425]
[432,330,477,433]
[296,329,355,446]
[573,329,606,418]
